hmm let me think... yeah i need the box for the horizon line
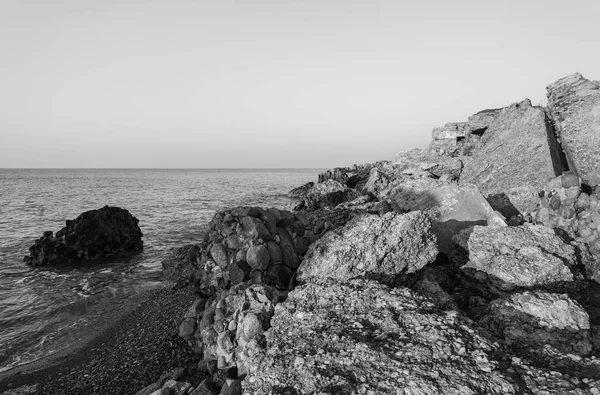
[0,167,328,170]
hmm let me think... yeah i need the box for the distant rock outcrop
[547,73,600,185]
[24,206,143,266]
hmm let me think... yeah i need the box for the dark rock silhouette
[24,206,143,266]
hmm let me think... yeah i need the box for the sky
[0,0,599,168]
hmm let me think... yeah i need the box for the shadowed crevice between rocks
[544,108,573,177]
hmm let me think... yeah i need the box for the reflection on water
[0,168,317,372]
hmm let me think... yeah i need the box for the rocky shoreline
[0,286,205,395]
[3,72,600,395]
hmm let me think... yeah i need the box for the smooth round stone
[241,313,263,341]
[565,187,581,199]
[246,245,271,270]
[549,194,562,211]
[561,172,580,189]
[577,193,591,211]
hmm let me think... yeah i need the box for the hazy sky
[1,0,599,168]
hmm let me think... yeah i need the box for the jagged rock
[463,225,576,291]
[460,99,567,214]
[431,122,469,140]
[468,108,503,135]
[189,378,220,395]
[187,283,284,376]
[242,279,516,394]
[288,182,314,199]
[24,206,143,266]
[297,211,438,285]
[293,179,363,210]
[547,73,600,184]
[380,177,506,252]
[482,291,592,355]
[394,148,463,180]
[219,379,242,395]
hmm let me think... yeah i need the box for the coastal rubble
[164,72,600,395]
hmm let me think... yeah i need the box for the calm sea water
[0,168,317,372]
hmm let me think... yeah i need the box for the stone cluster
[179,283,282,376]
[24,205,143,266]
[194,206,312,294]
[532,173,600,277]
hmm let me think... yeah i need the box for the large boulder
[460,99,567,215]
[24,206,143,266]
[297,211,438,285]
[547,73,600,185]
[462,225,576,291]
[242,279,516,394]
[482,291,592,355]
[380,177,506,253]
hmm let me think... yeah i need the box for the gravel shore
[0,285,207,395]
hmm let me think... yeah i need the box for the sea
[0,168,318,373]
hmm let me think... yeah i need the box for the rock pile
[179,283,283,376]
[531,173,600,282]
[191,207,312,295]
[24,206,143,266]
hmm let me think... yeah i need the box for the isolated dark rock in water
[297,211,438,285]
[547,73,600,184]
[24,206,143,266]
[241,279,516,394]
[462,225,576,291]
[482,291,592,355]
[460,99,567,214]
